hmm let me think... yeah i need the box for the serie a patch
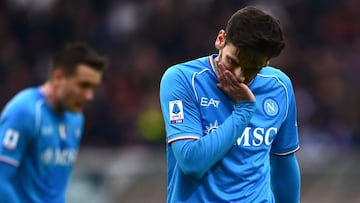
[169,100,184,124]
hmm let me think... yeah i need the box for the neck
[40,82,64,114]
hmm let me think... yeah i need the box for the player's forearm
[270,153,301,203]
[171,101,256,179]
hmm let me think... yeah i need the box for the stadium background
[0,0,359,202]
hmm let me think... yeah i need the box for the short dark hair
[225,6,285,59]
[51,42,107,76]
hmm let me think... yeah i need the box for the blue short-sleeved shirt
[0,87,83,203]
[160,55,299,202]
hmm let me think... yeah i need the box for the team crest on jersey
[59,124,67,140]
[75,128,81,138]
[169,100,184,124]
[263,97,279,117]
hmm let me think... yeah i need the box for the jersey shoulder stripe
[191,68,211,102]
[257,67,294,122]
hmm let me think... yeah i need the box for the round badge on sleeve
[263,98,279,117]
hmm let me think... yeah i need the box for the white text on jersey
[236,127,278,146]
[200,97,220,108]
[42,148,77,166]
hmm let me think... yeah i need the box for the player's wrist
[234,100,256,106]
[234,101,256,114]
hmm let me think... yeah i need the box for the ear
[50,68,65,82]
[215,30,226,50]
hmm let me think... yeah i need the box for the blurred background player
[160,6,300,202]
[0,42,107,203]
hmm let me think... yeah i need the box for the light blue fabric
[0,162,20,203]
[0,87,84,203]
[171,101,256,179]
[270,153,301,203]
[160,55,300,202]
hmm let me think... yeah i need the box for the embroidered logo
[169,100,184,124]
[263,98,279,117]
[204,120,219,135]
[200,97,220,108]
[59,124,67,140]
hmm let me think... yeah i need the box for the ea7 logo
[200,97,220,108]
[236,127,278,146]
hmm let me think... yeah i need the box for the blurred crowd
[0,0,358,149]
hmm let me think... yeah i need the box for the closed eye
[226,56,240,67]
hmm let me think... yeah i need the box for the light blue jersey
[160,55,299,202]
[0,87,83,203]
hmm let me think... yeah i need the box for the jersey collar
[208,54,218,75]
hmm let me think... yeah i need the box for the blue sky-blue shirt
[0,87,83,203]
[160,55,300,202]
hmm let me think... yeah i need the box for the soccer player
[160,6,300,202]
[0,42,107,203]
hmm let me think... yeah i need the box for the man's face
[214,30,268,84]
[217,43,267,84]
[56,64,103,112]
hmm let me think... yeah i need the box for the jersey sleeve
[160,66,203,143]
[0,162,21,203]
[0,98,35,167]
[270,153,301,202]
[271,76,300,155]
